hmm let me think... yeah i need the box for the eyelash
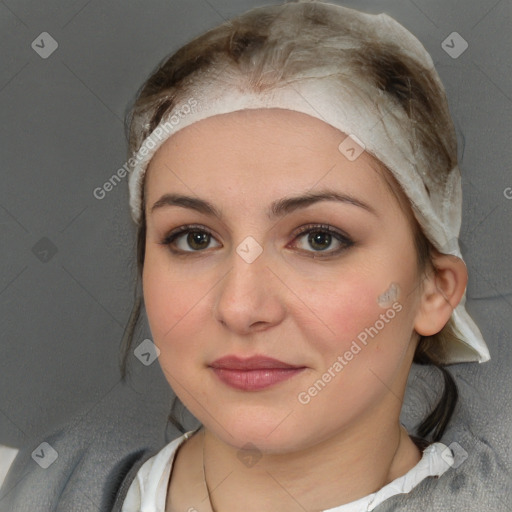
[159,223,354,257]
[159,224,216,256]
[291,223,354,257]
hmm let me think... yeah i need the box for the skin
[141,108,468,512]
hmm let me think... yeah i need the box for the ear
[413,252,468,336]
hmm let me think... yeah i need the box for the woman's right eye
[160,226,222,253]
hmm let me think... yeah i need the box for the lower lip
[211,367,306,391]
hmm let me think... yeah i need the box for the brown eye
[187,231,211,250]
[308,231,332,251]
[291,224,354,256]
[161,225,221,253]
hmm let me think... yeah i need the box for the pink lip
[209,355,306,391]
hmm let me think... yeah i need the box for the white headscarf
[127,1,490,364]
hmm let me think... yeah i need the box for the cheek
[303,274,389,337]
[142,254,210,363]
[293,275,415,425]
[298,266,416,371]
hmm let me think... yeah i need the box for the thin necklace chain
[199,424,408,512]
[202,428,218,512]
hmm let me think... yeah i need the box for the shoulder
[116,430,195,512]
[0,445,19,491]
[372,432,512,511]
[0,417,169,512]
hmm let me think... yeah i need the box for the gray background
[0,0,511,452]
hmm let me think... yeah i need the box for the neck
[202,417,421,512]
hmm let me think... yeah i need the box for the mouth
[209,355,306,391]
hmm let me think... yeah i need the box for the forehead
[143,108,398,211]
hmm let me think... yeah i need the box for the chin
[205,408,315,453]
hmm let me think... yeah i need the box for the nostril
[249,320,271,331]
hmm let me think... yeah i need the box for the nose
[213,247,287,335]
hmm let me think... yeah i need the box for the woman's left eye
[290,225,353,255]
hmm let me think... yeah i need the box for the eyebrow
[150,194,222,218]
[269,191,377,218]
[149,190,377,218]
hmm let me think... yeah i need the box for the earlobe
[413,253,468,336]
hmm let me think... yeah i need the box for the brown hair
[120,0,462,442]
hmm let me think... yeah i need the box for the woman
[117,1,491,510]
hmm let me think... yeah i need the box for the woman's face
[142,108,425,453]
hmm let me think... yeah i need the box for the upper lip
[209,355,304,370]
